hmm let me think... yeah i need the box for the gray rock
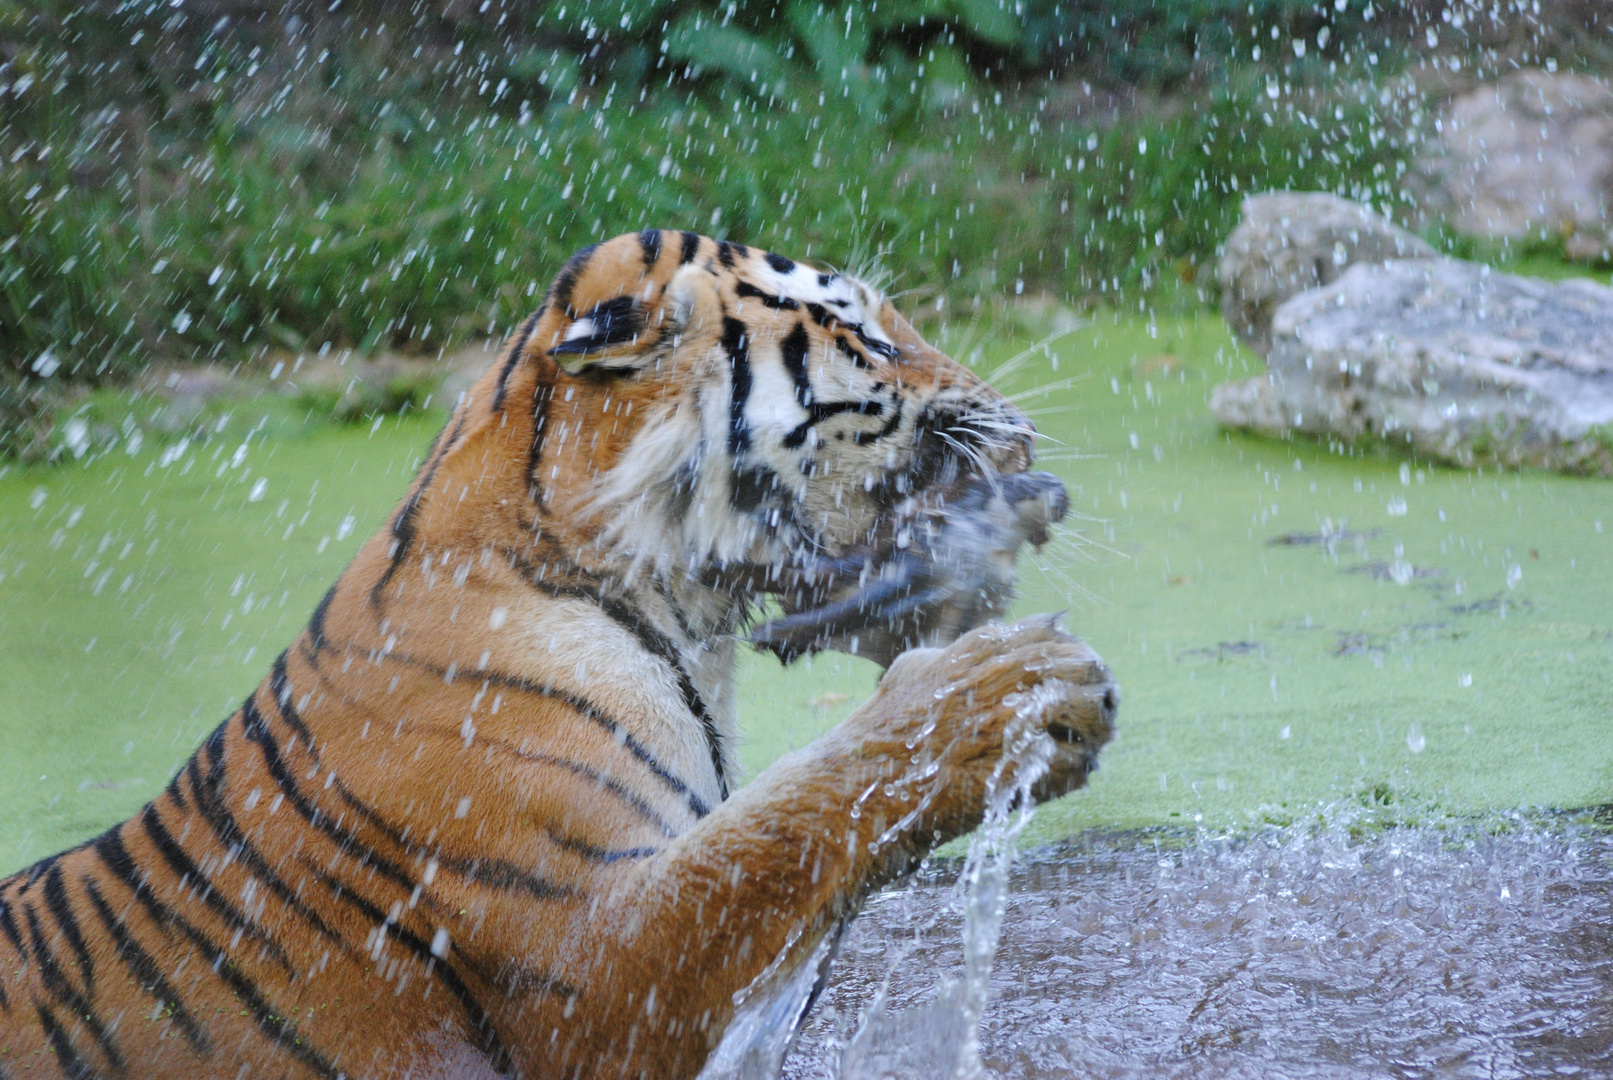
[1217,192,1435,354]
[1414,70,1613,260]
[1210,258,1613,477]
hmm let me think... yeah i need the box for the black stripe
[783,400,886,450]
[435,854,576,900]
[550,242,599,316]
[638,228,663,267]
[164,769,187,810]
[478,740,678,837]
[654,577,702,643]
[491,306,544,412]
[717,240,737,267]
[801,304,894,363]
[295,858,523,1068]
[265,674,414,855]
[547,831,659,864]
[723,315,752,457]
[81,878,212,1055]
[733,281,799,311]
[183,715,346,948]
[0,892,27,957]
[137,803,293,973]
[780,321,814,403]
[239,697,420,897]
[833,332,876,372]
[593,591,728,798]
[94,828,343,1079]
[851,324,899,360]
[525,378,555,501]
[23,906,124,1073]
[853,398,904,445]
[267,651,314,745]
[40,865,93,993]
[778,321,887,448]
[17,852,62,889]
[373,413,465,608]
[765,252,796,274]
[307,583,337,651]
[34,999,104,1080]
[678,231,701,264]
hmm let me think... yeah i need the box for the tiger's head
[400,230,1057,658]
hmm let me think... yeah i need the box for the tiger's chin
[751,467,1070,669]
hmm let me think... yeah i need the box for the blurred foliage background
[2,0,1610,454]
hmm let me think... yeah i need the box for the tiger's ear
[549,294,650,374]
[548,262,719,375]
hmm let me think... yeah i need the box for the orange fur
[0,232,1116,1079]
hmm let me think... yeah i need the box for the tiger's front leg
[512,616,1117,1079]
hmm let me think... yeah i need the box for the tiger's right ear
[546,261,719,376]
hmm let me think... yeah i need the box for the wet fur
[0,232,1117,1079]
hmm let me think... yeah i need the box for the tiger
[0,231,1118,1080]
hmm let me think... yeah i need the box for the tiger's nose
[998,471,1069,546]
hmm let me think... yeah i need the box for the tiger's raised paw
[849,614,1118,843]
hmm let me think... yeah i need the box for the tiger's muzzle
[752,402,1068,667]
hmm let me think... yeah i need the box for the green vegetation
[4,316,1610,874]
[11,0,1598,453]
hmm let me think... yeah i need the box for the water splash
[702,680,1066,1080]
[697,922,845,1080]
[841,684,1061,1080]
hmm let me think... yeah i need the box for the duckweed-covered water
[786,813,1613,1079]
[4,316,1611,870]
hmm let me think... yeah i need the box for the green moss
[0,413,444,871]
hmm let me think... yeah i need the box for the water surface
[785,813,1613,1079]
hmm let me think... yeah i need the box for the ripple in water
[784,811,1613,1079]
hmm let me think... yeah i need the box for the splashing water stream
[702,682,1066,1080]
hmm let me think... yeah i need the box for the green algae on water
[2,317,1611,873]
